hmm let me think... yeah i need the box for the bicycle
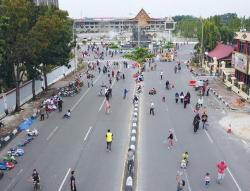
[33,181,41,191]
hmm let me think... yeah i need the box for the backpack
[182,179,185,186]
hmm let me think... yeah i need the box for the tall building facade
[74,9,175,33]
[34,0,59,7]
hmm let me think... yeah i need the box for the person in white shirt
[150,101,155,115]
[63,109,71,119]
[160,71,163,80]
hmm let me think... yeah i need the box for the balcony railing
[242,84,250,95]
[234,80,240,88]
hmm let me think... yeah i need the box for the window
[240,41,244,53]
[248,43,250,55]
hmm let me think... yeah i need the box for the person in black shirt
[70,171,76,191]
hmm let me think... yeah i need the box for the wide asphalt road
[137,45,250,191]
[0,56,136,190]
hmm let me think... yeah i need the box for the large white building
[74,9,175,33]
[34,0,59,7]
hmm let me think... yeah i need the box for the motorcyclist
[32,169,40,185]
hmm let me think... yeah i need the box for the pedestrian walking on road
[201,112,208,129]
[175,92,179,103]
[149,101,155,115]
[204,172,211,187]
[123,88,128,99]
[197,96,203,107]
[70,171,76,191]
[176,174,185,191]
[180,92,184,103]
[217,161,227,184]
[160,71,163,80]
[106,129,113,152]
[183,95,188,109]
[193,114,200,133]
[167,129,174,149]
[186,91,191,104]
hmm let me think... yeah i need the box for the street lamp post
[200,18,204,67]
[138,25,140,47]
[73,20,78,73]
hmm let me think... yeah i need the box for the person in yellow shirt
[106,129,113,152]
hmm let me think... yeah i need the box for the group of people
[174,91,191,108]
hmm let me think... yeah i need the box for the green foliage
[163,42,174,49]
[123,47,154,65]
[0,0,72,110]
[174,17,200,38]
[108,42,119,49]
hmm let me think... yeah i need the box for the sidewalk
[0,67,86,148]
[190,67,250,142]
[191,67,250,112]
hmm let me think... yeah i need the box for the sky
[59,0,250,19]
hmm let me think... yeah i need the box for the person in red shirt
[217,161,228,184]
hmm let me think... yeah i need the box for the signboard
[232,52,248,74]
[165,22,174,30]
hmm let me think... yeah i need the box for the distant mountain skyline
[59,0,250,19]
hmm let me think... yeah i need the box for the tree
[1,0,34,111]
[31,8,72,90]
[123,47,154,66]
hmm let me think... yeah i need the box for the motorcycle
[26,129,39,137]
[7,147,24,157]
[2,155,17,164]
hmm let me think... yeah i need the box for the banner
[232,52,248,74]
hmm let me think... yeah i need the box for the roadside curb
[210,87,233,109]
[123,101,139,191]
[0,126,21,150]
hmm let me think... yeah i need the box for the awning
[207,43,234,61]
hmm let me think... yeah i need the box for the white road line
[17,169,23,176]
[84,126,92,142]
[71,74,102,111]
[184,170,192,191]
[46,126,59,141]
[227,168,243,191]
[58,168,71,191]
[204,130,214,143]
[4,179,15,191]
[98,99,106,112]
[241,140,247,145]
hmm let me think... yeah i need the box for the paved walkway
[191,67,250,112]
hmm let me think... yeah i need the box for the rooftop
[235,32,250,41]
[207,43,234,60]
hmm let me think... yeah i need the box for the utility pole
[200,18,204,67]
[138,25,140,47]
[73,20,78,72]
